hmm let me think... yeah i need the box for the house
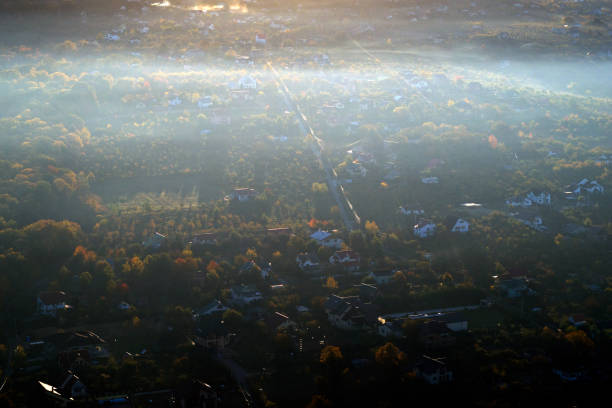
[506,196,533,207]
[495,276,531,298]
[143,232,167,249]
[450,218,469,233]
[53,331,110,369]
[355,283,378,301]
[526,191,551,205]
[168,96,182,106]
[230,284,262,304]
[346,161,367,177]
[264,312,297,332]
[267,227,292,237]
[228,188,258,201]
[238,75,257,90]
[513,210,546,231]
[240,260,269,280]
[235,55,253,65]
[416,355,453,384]
[435,312,468,332]
[191,232,217,245]
[310,229,344,249]
[414,219,436,238]
[37,291,69,316]
[329,250,360,272]
[103,33,120,41]
[569,314,587,327]
[418,321,456,348]
[195,300,228,317]
[421,176,439,184]
[296,253,321,272]
[197,96,213,108]
[39,372,88,404]
[255,33,266,44]
[399,207,424,216]
[195,318,234,349]
[565,178,604,200]
[377,317,406,338]
[369,270,395,285]
[324,295,377,330]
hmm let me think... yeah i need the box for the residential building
[264,312,297,332]
[195,300,228,317]
[414,219,436,238]
[228,188,258,202]
[37,291,69,316]
[143,232,167,249]
[450,218,469,233]
[229,284,263,304]
[296,253,321,273]
[419,321,456,348]
[369,270,395,285]
[310,229,344,249]
[377,317,406,338]
[421,176,439,184]
[324,295,378,330]
[416,356,453,384]
[191,232,217,245]
[329,250,361,272]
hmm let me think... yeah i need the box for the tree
[324,276,338,289]
[364,220,379,236]
[222,309,244,331]
[320,345,343,365]
[306,395,333,408]
[374,342,405,368]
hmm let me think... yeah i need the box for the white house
[526,191,551,205]
[168,96,182,106]
[196,300,228,317]
[451,218,469,233]
[329,250,360,272]
[414,219,436,238]
[255,33,266,44]
[104,34,120,41]
[369,270,395,285]
[416,356,453,385]
[37,291,68,316]
[310,229,344,249]
[197,96,213,108]
[517,214,545,231]
[228,188,258,201]
[296,253,320,271]
[421,176,439,184]
[238,75,257,90]
[399,207,424,216]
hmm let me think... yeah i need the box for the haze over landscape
[0,0,611,407]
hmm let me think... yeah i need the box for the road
[214,350,255,407]
[267,61,360,231]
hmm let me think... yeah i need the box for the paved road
[267,61,360,231]
[214,350,254,407]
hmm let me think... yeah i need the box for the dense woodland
[0,0,611,407]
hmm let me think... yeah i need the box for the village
[0,0,611,407]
